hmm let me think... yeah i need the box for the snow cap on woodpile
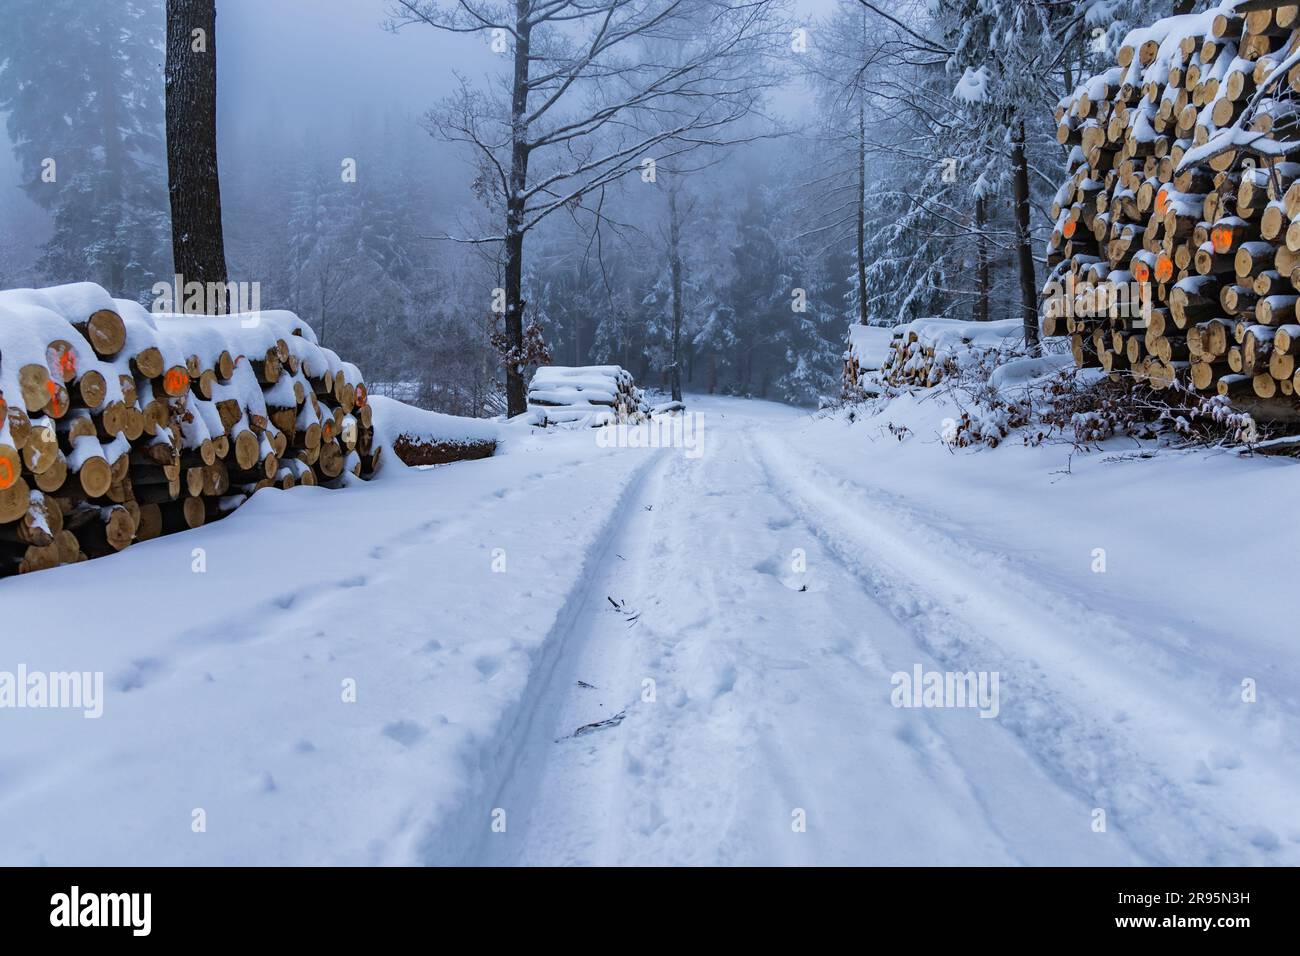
[844,324,896,372]
[367,395,498,472]
[874,318,1027,390]
[527,364,646,425]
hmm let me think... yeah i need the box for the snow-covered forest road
[2,397,1296,866]
[470,403,1135,866]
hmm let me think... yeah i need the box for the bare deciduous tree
[388,0,784,415]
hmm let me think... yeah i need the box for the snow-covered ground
[2,395,1296,865]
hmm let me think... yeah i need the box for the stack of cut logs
[1044,0,1300,420]
[878,332,950,389]
[874,319,1022,390]
[0,284,376,577]
[526,365,647,424]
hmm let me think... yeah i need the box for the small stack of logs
[872,319,1023,390]
[878,331,951,389]
[526,365,647,424]
[0,283,377,577]
[1043,0,1300,421]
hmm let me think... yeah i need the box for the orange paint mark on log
[0,457,14,489]
[1133,261,1150,282]
[1212,225,1234,254]
[355,384,367,407]
[164,368,189,396]
[59,348,76,379]
[1062,219,1077,239]
[1155,255,1174,282]
[1156,188,1171,217]
[45,380,67,417]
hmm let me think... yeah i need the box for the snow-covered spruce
[526,365,648,426]
[0,282,376,575]
[1043,0,1300,425]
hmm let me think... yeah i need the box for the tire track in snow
[415,448,671,865]
[466,420,1139,866]
[749,425,1297,865]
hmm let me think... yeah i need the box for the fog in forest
[0,0,1149,413]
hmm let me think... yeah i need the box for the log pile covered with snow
[841,324,896,396]
[527,365,646,424]
[367,395,498,467]
[1043,0,1300,418]
[0,283,376,576]
[865,318,1025,390]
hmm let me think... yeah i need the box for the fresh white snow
[1,395,1296,865]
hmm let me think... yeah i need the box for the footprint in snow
[1208,747,1242,770]
[382,720,426,747]
[1244,826,1280,852]
[752,555,827,592]
[713,665,737,697]
[114,657,164,693]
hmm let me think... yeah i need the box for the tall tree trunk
[1010,119,1039,351]
[96,21,126,295]
[502,229,527,415]
[502,3,532,417]
[166,0,228,312]
[668,187,685,402]
[975,194,990,323]
[856,95,868,326]
[572,275,582,365]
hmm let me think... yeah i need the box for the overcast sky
[2,0,841,224]
[215,0,837,129]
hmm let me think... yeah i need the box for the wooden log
[0,474,34,524]
[18,364,50,413]
[71,309,126,359]
[75,504,136,556]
